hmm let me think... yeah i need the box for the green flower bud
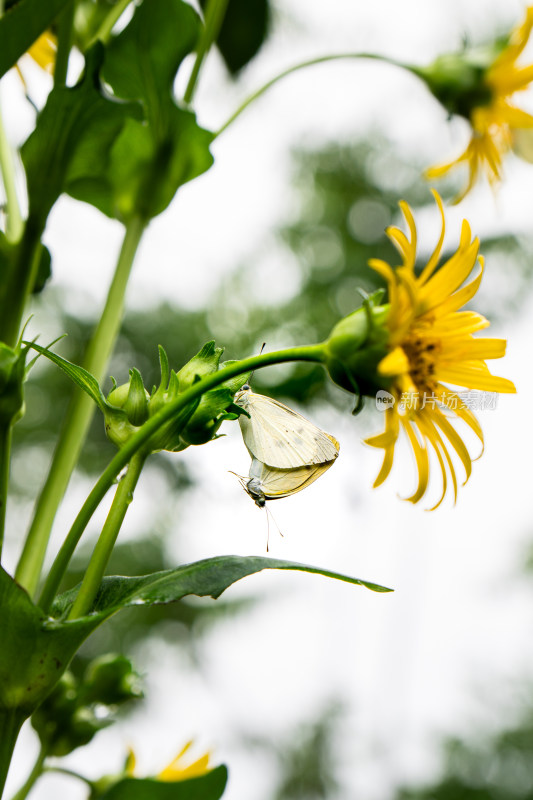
[108,368,150,426]
[104,369,151,448]
[179,388,233,445]
[412,40,505,120]
[80,654,143,706]
[102,343,250,453]
[322,298,391,398]
[176,340,223,391]
[31,671,107,757]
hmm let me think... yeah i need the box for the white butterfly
[234,384,340,469]
[235,456,338,508]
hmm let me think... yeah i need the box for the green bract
[26,340,249,454]
[322,293,390,399]
[412,40,507,119]
[104,342,249,452]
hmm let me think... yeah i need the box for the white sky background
[4,0,533,798]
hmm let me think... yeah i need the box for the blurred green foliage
[395,710,533,800]
[11,132,532,797]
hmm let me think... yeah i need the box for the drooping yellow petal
[402,421,429,503]
[427,5,533,195]
[366,193,514,507]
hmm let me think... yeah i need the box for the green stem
[216,52,411,137]
[15,216,146,598]
[9,745,46,800]
[0,102,23,244]
[86,0,134,47]
[53,0,76,87]
[38,343,325,613]
[67,451,145,619]
[0,218,43,349]
[0,424,12,561]
[42,766,93,788]
[183,0,230,105]
[0,710,25,800]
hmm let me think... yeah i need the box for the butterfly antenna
[264,507,270,553]
[265,505,284,540]
[228,470,248,494]
[248,342,267,386]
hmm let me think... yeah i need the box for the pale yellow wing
[235,388,339,469]
[249,456,336,500]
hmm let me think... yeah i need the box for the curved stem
[0,103,23,244]
[183,0,230,105]
[0,424,12,562]
[38,342,326,612]
[42,765,93,788]
[9,745,46,800]
[67,451,145,619]
[16,216,146,597]
[216,52,412,137]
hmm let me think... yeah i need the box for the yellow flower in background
[125,741,213,782]
[365,191,515,508]
[26,31,57,73]
[425,6,533,199]
[157,741,212,781]
[16,31,56,87]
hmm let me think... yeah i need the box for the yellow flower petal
[366,193,514,507]
[378,346,410,377]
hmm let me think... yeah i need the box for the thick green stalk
[9,746,46,800]
[15,216,146,597]
[183,0,230,104]
[0,425,12,561]
[38,343,326,612]
[67,451,145,619]
[216,52,410,137]
[53,0,76,87]
[0,218,43,349]
[0,710,24,800]
[0,104,23,244]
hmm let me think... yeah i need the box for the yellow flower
[365,191,516,508]
[426,6,533,199]
[125,741,213,782]
[15,31,56,87]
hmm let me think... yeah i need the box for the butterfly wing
[235,389,339,468]
[249,457,336,500]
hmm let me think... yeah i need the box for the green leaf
[0,0,71,80]
[0,566,82,715]
[0,557,390,717]
[24,340,108,412]
[20,44,141,228]
[95,766,228,800]
[52,555,392,621]
[200,0,271,75]
[72,0,214,221]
